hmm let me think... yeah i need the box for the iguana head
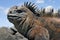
[7,2,39,26]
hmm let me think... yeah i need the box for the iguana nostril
[9,11,12,13]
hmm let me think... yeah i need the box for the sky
[0,0,60,28]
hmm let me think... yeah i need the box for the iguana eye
[16,10,23,13]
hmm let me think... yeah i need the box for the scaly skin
[7,2,60,40]
[39,17,60,40]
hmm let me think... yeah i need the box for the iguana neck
[14,17,33,37]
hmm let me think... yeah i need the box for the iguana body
[7,2,60,40]
[39,17,60,40]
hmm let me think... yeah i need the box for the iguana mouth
[8,15,18,17]
[7,14,21,19]
[7,13,26,23]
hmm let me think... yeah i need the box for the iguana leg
[27,26,49,40]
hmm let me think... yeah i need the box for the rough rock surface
[0,27,28,40]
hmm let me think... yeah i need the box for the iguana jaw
[7,12,27,25]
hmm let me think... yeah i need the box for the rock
[0,27,28,40]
